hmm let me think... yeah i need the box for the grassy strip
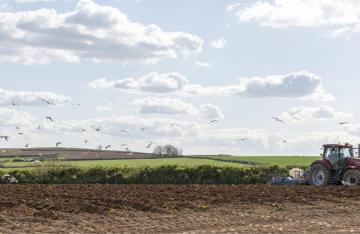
[0,165,303,184]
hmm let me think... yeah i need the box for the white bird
[25,144,29,148]
[338,122,349,125]
[81,128,86,132]
[56,142,61,147]
[40,98,54,105]
[209,119,218,124]
[0,136,9,141]
[46,116,54,122]
[236,138,248,142]
[84,140,88,144]
[97,145,103,151]
[15,126,20,130]
[281,139,287,143]
[272,116,285,124]
[105,145,111,150]
[95,127,101,132]
[120,144,127,147]
[120,129,129,134]
[18,132,24,135]
[11,102,19,107]
[140,127,146,131]
[170,123,177,127]
[146,141,156,148]
[37,125,41,130]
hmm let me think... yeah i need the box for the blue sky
[1,0,360,155]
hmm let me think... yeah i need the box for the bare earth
[0,185,360,233]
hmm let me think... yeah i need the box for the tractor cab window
[339,148,353,159]
[324,147,339,164]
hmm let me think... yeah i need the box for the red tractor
[309,143,360,186]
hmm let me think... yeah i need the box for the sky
[1,0,360,155]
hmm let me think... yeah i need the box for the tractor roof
[323,143,353,148]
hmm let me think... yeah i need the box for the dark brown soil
[0,184,359,233]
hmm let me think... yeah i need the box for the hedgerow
[0,165,302,184]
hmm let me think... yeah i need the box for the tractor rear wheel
[342,169,360,186]
[309,163,331,186]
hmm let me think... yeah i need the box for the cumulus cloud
[0,107,35,127]
[0,0,203,64]
[227,0,360,33]
[89,71,333,100]
[209,38,226,49]
[0,107,356,155]
[281,105,353,123]
[0,88,71,106]
[199,103,224,119]
[88,72,189,94]
[132,97,224,119]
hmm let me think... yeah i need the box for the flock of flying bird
[1,98,351,151]
[0,99,226,152]
[270,116,349,144]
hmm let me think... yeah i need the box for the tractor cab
[322,144,357,169]
[309,143,360,186]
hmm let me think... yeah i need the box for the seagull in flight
[18,132,24,135]
[338,122,349,125]
[281,139,287,143]
[40,98,54,105]
[140,127,146,131]
[0,136,9,141]
[120,129,129,134]
[95,127,101,132]
[56,142,62,147]
[105,145,111,150]
[84,139,88,144]
[170,123,177,127]
[146,141,156,148]
[15,126,20,130]
[37,125,41,130]
[25,144,29,148]
[120,144,127,147]
[236,138,248,142]
[11,102,19,107]
[46,116,54,122]
[209,119,218,124]
[272,116,285,124]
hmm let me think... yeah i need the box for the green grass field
[0,155,320,170]
[188,155,320,166]
[68,158,246,168]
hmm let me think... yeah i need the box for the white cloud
[0,107,35,127]
[209,38,226,49]
[199,103,224,119]
[132,97,224,119]
[227,0,360,33]
[281,105,353,123]
[195,61,211,67]
[0,0,203,64]
[133,97,197,115]
[0,107,356,155]
[88,72,189,94]
[89,71,333,101]
[0,88,71,106]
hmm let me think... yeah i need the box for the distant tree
[153,144,183,157]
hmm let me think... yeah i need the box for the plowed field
[0,185,359,233]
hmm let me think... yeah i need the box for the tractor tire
[342,169,360,186]
[309,163,331,186]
